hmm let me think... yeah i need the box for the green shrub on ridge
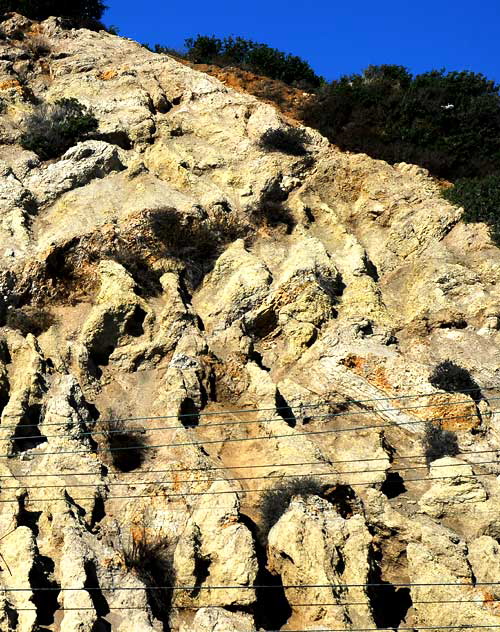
[442,174,500,245]
[183,34,322,89]
[0,0,106,23]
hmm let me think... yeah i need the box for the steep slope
[0,13,499,632]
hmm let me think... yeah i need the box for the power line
[2,621,499,632]
[2,458,498,492]
[1,385,497,429]
[2,471,499,504]
[3,394,496,438]
[9,598,500,610]
[6,402,498,444]
[1,410,494,459]
[1,447,498,480]
[5,580,500,591]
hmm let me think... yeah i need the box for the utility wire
[3,623,500,631]
[5,580,500,591]
[1,385,496,429]
[10,598,500,610]
[1,458,498,492]
[2,471,499,504]
[2,395,496,438]
[0,410,494,459]
[1,447,498,480]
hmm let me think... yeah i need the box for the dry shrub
[122,516,175,625]
[97,411,147,472]
[259,127,309,156]
[260,477,325,537]
[422,422,459,465]
[5,306,56,336]
[24,35,51,59]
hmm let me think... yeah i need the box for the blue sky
[104,0,500,82]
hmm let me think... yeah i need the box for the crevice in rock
[363,255,380,282]
[91,620,112,632]
[207,366,217,402]
[0,376,10,418]
[323,484,363,518]
[367,545,412,629]
[94,130,132,150]
[438,319,467,329]
[114,256,163,298]
[124,306,147,337]
[179,397,199,428]
[249,349,270,372]
[84,559,110,619]
[304,206,315,223]
[247,308,279,340]
[89,342,115,380]
[11,404,47,454]
[239,513,291,630]
[29,554,60,628]
[16,492,42,536]
[190,526,211,598]
[5,601,18,629]
[89,494,106,532]
[196,315,206,331]
[381,472,407,499]
[275,391,296,428]
[86,402,100,423]
[0,339,12,364]
[335,546,346,574]
[64,490,87,520]
[177,270,194,307]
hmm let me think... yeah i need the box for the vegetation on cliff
[0,0,106,23]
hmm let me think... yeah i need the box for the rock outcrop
[0,12,499,632]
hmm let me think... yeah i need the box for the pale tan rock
[407,524,500,628]
[25,141,125,207]
[180,607,255,631]
[0,527,37,632]
[468,535,500,598]
[194,240,272,333]
[267,495,375,630]
[0,13,499,632]
[419,457,488,517]
[173,481,257,609]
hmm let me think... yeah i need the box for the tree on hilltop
[0,0,106,23]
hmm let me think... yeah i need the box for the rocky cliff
[0,13,499,632]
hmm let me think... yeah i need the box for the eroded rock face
[267,496,375,630]
[0,13,499,632]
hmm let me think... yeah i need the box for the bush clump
[98,412,147,472]
[422,422,459,464]
[24,34,51,58]
[301,65,500,180]
[429,360,480,399]
[260,477,325,537]
[122,517,175,625]
[184,35,322,89]
[5,306,56,336]
[0,0,106,24]
[259,127,309,156]
[20,97,98,159]
[442,174,500,245]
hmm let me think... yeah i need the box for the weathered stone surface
[267,495,375,630]
[419,457,488,517]
[180,608,255,631]
[26,140,125,207]
[0,13,499,632]
[173,481,257,608]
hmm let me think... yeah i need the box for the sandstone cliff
[0,13,499,632]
